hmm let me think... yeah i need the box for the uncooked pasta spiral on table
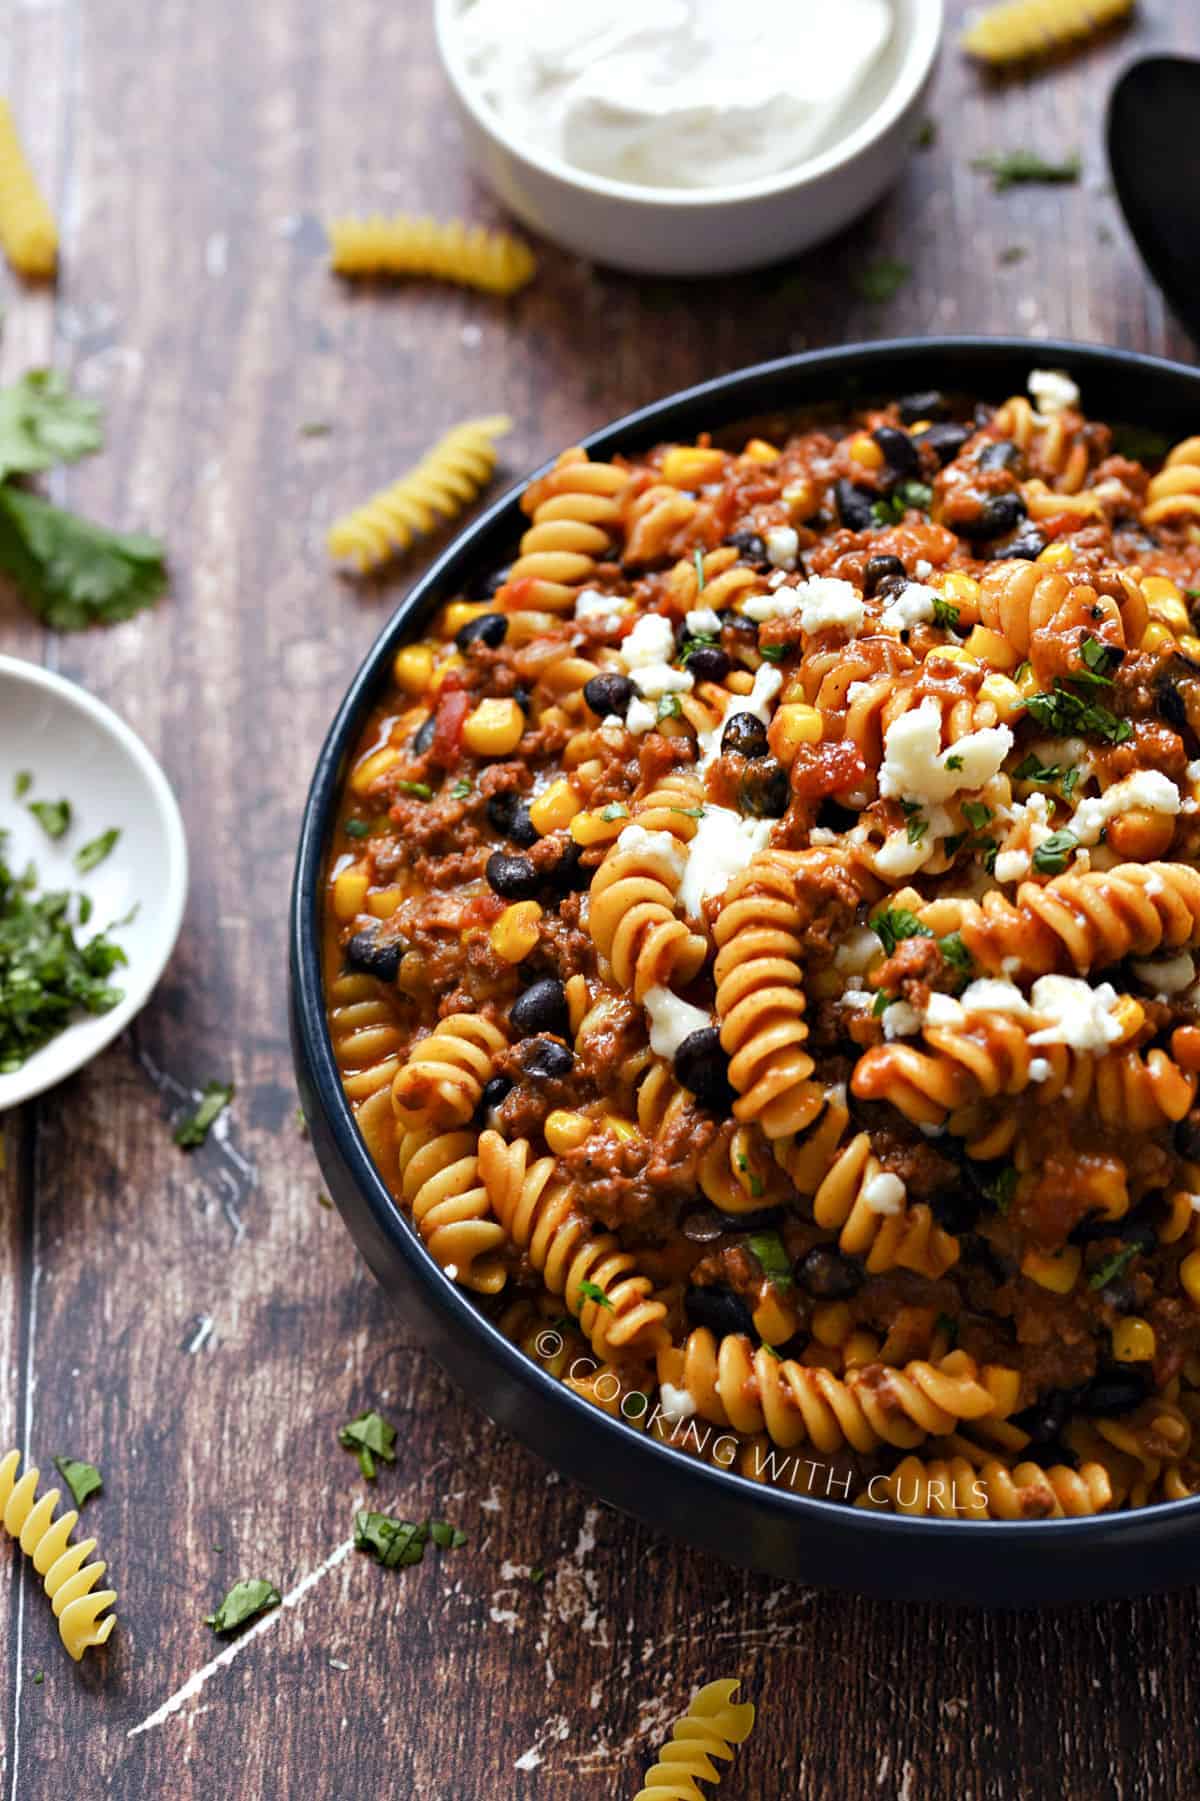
[633,1679,756,1801]
[327,213,536,294]
[321,372,1200,1521]
[962,0,1135,64]
[0,99,58,277]
[328,415,511,572]
[0,1451,115,1660]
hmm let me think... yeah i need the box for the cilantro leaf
[450,778,472,801]
[577,1279,613,1311]
[174,1081,234,1149]
[75,828,119,874]
[13,772,32,799]
[856,259,911,304]
[28,798,71,839]
[0,484,166,631]
[939,932,972,978]
[395,781,433,801]
[870,907,932,957]
[899,480,933,511]
[745,1230,793,1291]
[1090,1246,1138,1291]
[962,800,992,833]
[354,1510,428,1569]
[339,1409,397,1483]
[1024,683,1132,745]
[906,810,928,844]
[429,1520,468,1550]
[0,370,103,481]
[1073,634,1121,685]
[1033,830,1078,875]
[53,1456,102,1508]
[972,150,1081,192]
[656,693,683,721]
[757,642,788,663]
[982,1166,1018,1213]
[931,598,960,630]
[205,1578,281,1634]
[344,818,372,838]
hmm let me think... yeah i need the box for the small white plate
[0,655,188,1110]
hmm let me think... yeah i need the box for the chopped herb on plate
[972,150,1081,192]
[205,1577,281,1635]
[28,798,71,839]
[339,1409,397,1482]
[174,1080,234,1149]
[53,1456,102,1508]
[75,828,120,874]
[354,1511,428,1569]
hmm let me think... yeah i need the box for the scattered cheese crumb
[678,806,772,914]
[1068,772,1181,848]
[862,1172,906,1215]
[686,606,721,636]
[879,583,938,633]
[1028,976,1123,1053]
[643,985,712,1059]
[766,525,800,569]
[879,700,1013,807]
[1029,368,1080,415]
[659,1382,698,1422]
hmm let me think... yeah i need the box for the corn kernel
[743,437,780,465]
[430,652,465,692]
[812,1302,853,1347]
[782,479,815,517]
[570,806,628,846]
[848,432,885,470]
[490,899,543,963]
[1021,1246,1082,1294]
[964,625,1018,670]
[843,1329,879,1369]
[393,643,435,695]
[1037,540,1075,569]
[366,886,403,919]
[545,1108,593,1153]
[529,778,582,835]
[443,600,490,635]
[977,673,1025,724]
[1143,574,1185,609]
[1179,634,1200,661]
[725,669,755,694]
[462,697,525,757]
[925,645,979,670]
[350,745,402,795]
[1112,1318,1157,1363]
[1183,1251,1200,1307]
[1015,661,1040,699]
[600,1112,639,1142]
[332,863,369,923]
[1141,621,1177,653]
[1150,597,1190,632]
[941,571,980,604]
[770,702,822,763]
[661,446,727,487]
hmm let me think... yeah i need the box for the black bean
[719,607,760,641]
[740,757,790,818]
[685,644,731,683]
[475,1073,513,1125]
[486,850,540,901]
[521,1035,574,1079]
[466,563,510,601]
[797,1246,863,1300]
[1099,1278,1139,1314]
[685,1285,756,1339]
[543,838,590,894]
[345,927,401,983]
[862,554,908,597]
[875,573,910,603]
[721,712,769,758]
[723,529,768,564]
[1071,1212,1156,1250]
[913,422,971,466]
[1079,1368,1153,1416]
[978,439,1023,473]
[990,529,1047,563]
[583,671,635,717]
[899,390,950,424]
[455,611,508,653]
[486,791,539,847]
[834,479,877,533]
[956,492,1028,541]
[411,713,436,755]
[673,1028,734,1110]
[512,685,532,715]
[930,1185,984,1236]
[1156,673,1188,732]
[872,425,920,478]
[1175,1111,1200,1161]
[958,1229,1014,1283]
[1011,1387,1080,1445]
[816,797,861,833]
[511,977,569,1039]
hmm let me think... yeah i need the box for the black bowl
[291,337,1200,1604]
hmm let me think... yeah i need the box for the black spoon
[1107,55,1200,343]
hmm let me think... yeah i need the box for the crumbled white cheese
[620,612,676,669]
[882,1001,922,1039]
[862,1172,906,1215]
[872,806,955,878]
[839,990,875,1012]
[879,700,1013,807]
[743,575,864,636]
[765,525,800,570]
[658,1382,698,1422]
[914,559,933,579]
[1029,368,1080,415]
[625,697,658,734]
[1068,771,1181,848]
[574,587,632,628]
[923,992,966,1028]
[879,583,939,633]
[616,823,686,878]
[834,927,883,974]
[808,826,838,846]
[959,978,1033,1017]
[630,661,693,701]
[643,984,712,1059]
[1028,976,1123,1053]
[600,713,625,730]
[685,606,722,637]
[994,849,1031,884]
[678,806,772,914]
[1028,1057,1052,1082]
[1132,951,1196,995]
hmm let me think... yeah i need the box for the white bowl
[0,656,188,1109]
[434,0,943,277]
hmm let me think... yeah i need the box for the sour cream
[454,0,893,191]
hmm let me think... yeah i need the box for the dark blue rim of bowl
[291,336,1200,1545]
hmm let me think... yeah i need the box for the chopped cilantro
[339,1409,397,1483]
[668,805,706,819]
[75,828,119,874]
[599,803,629,822]
[173,1081,234,1149]
[13,772,31,799]
[872,990,893,1017]
[906,811,928,845]
[354,1511,427,1569]
[53,1457,102,1508]
[33,1671,43,1686]
[529,1566,546,1584]
[747,1173,765,1198]
[450,778,472,801]
[1072,634,1121,685]
[577,1279,613,1311]
[1090,1246,1138,1291]
[429,1520,468,1550]
[657,693,683,721]
[1012,753,1063,786]
[982,1166,1018,1214]
[299,421,332,438]
[961,800,992,833]
[872,494,904,527]
[916,118,937,149]
[693,547,706,590]
[931,598,960,631]
[856,259,911,304]
[1024,683,1131,744]
[870,907,931,956]
[344,818,372,838]
[205,1578,280,1634]
[1033,830,1078,875]
[972,150,1081,192]
[623,1391,649,1420]
[395,781,433,801]
[945,754,964,771]
[28,798,70,840]
[0,370,103,482]
[757,642,788,663]
[939,933,972,977]
[744,1230,793,1291]
[899,480,933,512]
[999,245,1028,265]
[0,485,166,631]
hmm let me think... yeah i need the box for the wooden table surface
[2,2,1199,1796]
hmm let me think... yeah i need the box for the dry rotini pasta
[0,99,57,278]
[322,369,1200,1518]
[327,213,535,294]
[0,1450,116,1660]
[633,1679,756,1801]
[961,0,1135,64]
[328,415,511,573]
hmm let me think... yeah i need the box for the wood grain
[1,0,1198,1795]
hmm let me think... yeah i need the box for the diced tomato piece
[790,740,867,801]
[431,688,470,762]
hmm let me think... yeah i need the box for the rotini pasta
[327,213,536,294]
[633,1679,756,1801]
[0,1450,116,1660]
[0,99,57,278]
[328,416,511,572]
[961,0,1135,63]
[322,372,1200,1520]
